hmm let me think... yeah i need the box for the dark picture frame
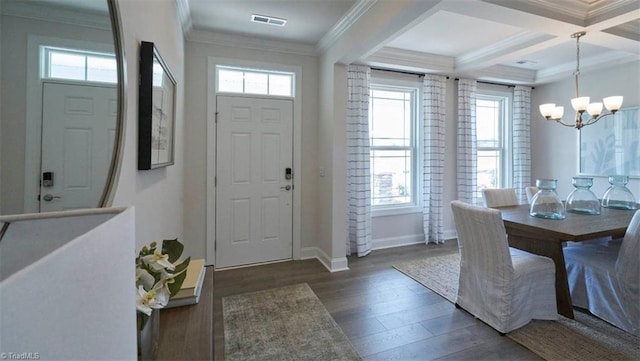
[138,41,176,170]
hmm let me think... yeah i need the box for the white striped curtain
[457,79,478,204]
[513,86,532,204]
[423,75,447,244]
[346,65,372,257]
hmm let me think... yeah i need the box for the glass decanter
[601,175,637,210]
[566,177,601,215]
[530,179,566,219]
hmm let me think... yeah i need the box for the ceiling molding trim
[586,0,639,20]
[523,0,590,20]
[315,0,377,54]
[0,1,110,30]
[365,47,454,73]
[602,24,640,42]
[470,64,536,85]
[187,29,318,56]
[535,52,637,84]
[456,31,554,69]
[175,0,193,36]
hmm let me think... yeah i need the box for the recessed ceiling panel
[386,10,523,57]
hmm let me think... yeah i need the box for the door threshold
[214,258,293,271]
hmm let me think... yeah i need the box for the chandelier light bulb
[551,106,564,120]
[537,32,623,129]
[587,102,602,117]
[603,96,623,113]
[571,97,590,112]
[539,103,556,119]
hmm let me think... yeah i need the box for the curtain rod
[371,67,450,79]
[454,78,534,89]
[370,68,534,89]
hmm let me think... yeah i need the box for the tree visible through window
[369,86,417,208]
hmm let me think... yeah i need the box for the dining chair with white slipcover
[451,200,558,334]
[564,210,640,336]
[482,188,519,208]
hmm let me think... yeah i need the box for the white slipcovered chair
[451,200,558,334]
[525,186,539,204]
[564,210,640,336]
[481,188,518,208]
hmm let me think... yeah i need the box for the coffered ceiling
[184,0,640,85]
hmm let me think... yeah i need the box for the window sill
[372,206,422,218]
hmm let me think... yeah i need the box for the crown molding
[471,64,536,85]
[365,47,454,73]
[315,0,377,54]
[175,0,193,36]
[0,1,110,30]
[186,29,318,56]
[535,51,637,84]
[456,31,554,71]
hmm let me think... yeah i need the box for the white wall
[112,0,185,251]
[531,61,640,200]
[182,38,319,261]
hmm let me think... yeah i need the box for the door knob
[43,194,62,202]
[280,185,292,191]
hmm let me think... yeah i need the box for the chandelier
[538,31,623,130]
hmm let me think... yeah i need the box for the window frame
[369,74,423,216]
[42,46,117,84]
[215,65,295,98]
[476,86,513,195]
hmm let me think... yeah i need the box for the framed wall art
[138,41,176,170]
[579,106,639,178]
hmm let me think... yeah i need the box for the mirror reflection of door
[40,82,116,212]
[0,0,120,216]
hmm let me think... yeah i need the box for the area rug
[222,283,362,361]
[394,253,640,361]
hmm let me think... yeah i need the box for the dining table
[496,204,636,319]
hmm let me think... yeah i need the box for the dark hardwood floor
[161,242,542,360]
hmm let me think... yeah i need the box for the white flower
[142,251,175,271]
[136,268,156,290]
[136,284,170,316]
[136,285,154,316]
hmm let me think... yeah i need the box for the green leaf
[167,257,191,296]
[137,312,150,331]
[174,257,190,275]
[162,238,184,263]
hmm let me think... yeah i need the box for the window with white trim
[369,84,419,210]
[476,89,512,192]
[42,46,117,83]
[216,66,294,97]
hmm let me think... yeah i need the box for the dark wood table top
[497,204,636,242]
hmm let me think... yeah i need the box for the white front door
[215,95,293,268]
[40,82,117,212]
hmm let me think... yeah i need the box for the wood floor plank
[158,242,542,361]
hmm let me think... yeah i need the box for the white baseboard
[372,234,424,250]
[372,229,458,249]
[300,246,349,272]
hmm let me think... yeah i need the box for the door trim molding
[24,35,114,213]
[206,57,302,267]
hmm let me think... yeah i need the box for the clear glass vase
[566,177,601,215]
[530,179,566,219]
[601,175,637,210]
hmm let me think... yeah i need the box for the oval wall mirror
[0,0,126,215]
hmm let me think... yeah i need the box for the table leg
[507,235,574,319]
